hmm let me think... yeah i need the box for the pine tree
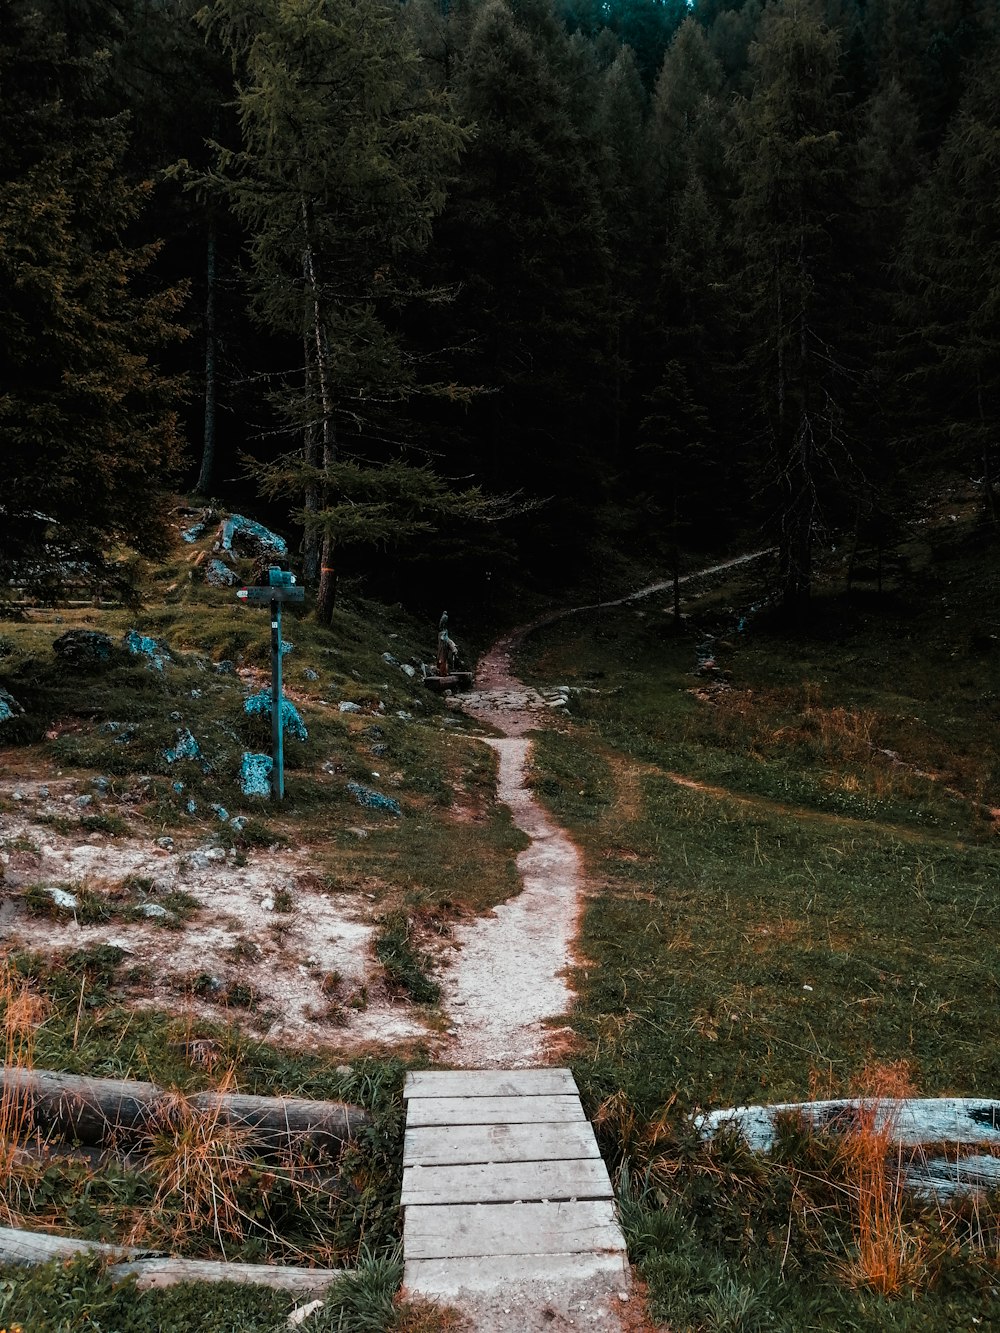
[0,1,187,601]
[896,33,1000,518]
[426,0,612,560]
[729,0,861,616]
[201,0,474,620]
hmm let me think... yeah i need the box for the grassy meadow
[519,511,1000,1328]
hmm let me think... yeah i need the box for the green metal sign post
[236,567,304,799]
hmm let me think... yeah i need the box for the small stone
[203,846,225,861]
[91,776,110,795]
[48,886,78,910]
[74,794,93,808]
[141,903,170,920]
[802,983,813,991]
[400,663,416,678]
[261,896,275,911]
[12,790,25,802]
[339,701,362,714]
[396,710,412,721]
[156,836,174,850]
[37,786,48,799]
[215,659,236,675]
[347,827,370,840]
[303,668,318,681]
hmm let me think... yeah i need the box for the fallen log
[0,1226,343,1294]
[0,1068,369,1152]
[695,1097,1000,1199]
[107,1257,342,1295]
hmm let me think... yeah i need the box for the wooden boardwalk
[402,1068,628,1298]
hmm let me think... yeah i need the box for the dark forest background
[2,0,998,621]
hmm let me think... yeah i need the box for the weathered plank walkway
[402,1068,628,1298]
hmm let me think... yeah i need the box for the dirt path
[438,550,773,1069]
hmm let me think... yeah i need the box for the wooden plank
[404,1251,627,1297]
[404,1069,576,1099]
[404,1121,601,1167]
[401,1157,613,1206]
[404,1199,622,1260]
[406,1094,583,1127]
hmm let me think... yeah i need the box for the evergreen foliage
[0,0,187,601]
[3,0,998,609]
[198,0,473,618]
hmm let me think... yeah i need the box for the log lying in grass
[107,1257,343,1295]
[0,1226,343,1294]
[696,1098,1000,1198]
[0,1069,369,1152]
[696,1098,1000,1153]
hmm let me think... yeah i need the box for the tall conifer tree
[0,1,187,601]
[201,0,472,619]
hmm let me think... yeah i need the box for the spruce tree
[427,0,612,561]
[201,0,473,620]
[896,34,1000,518]
[0,1,187,601]
[729,0,861,615]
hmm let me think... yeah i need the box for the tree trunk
[0,1068,368,1151]
[302,195,337,621]
[195,212,217,496]
[978,368,996,523]
[302,333,320,584]
[0,1226,343,1293]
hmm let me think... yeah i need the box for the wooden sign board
[236,586,305,606]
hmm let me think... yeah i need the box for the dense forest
[2,0,998,618]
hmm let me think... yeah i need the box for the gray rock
[140,903,170,920]
[74,794,93,808]
[52,629,114,670]
[400,663,416,678]
[47,886,78,910]
[0,687,24,725]
[339,701,362,714]
[214,659,237,675]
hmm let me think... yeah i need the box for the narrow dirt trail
[438,550,773,1069]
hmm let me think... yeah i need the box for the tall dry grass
[0,960,49,1224]
[839,1061,919,1295]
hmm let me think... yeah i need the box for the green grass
[518,514,1000,1329]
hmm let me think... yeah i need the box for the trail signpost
[236,567,304,799]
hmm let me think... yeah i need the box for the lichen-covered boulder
[52,629,115,669]
[244,691,308,740]
[164,728,202,764]
[203,558,238,588]
[124,630,171,672]
[216,514,287,561]
[0,686,23,724]
[346,781,401,816]
[240,752,273,796]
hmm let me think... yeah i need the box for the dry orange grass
[130,1067,258,1252]
[839,1060,921,1295]
[0,961,49,1224]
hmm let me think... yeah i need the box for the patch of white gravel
[0,793,431,1050]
